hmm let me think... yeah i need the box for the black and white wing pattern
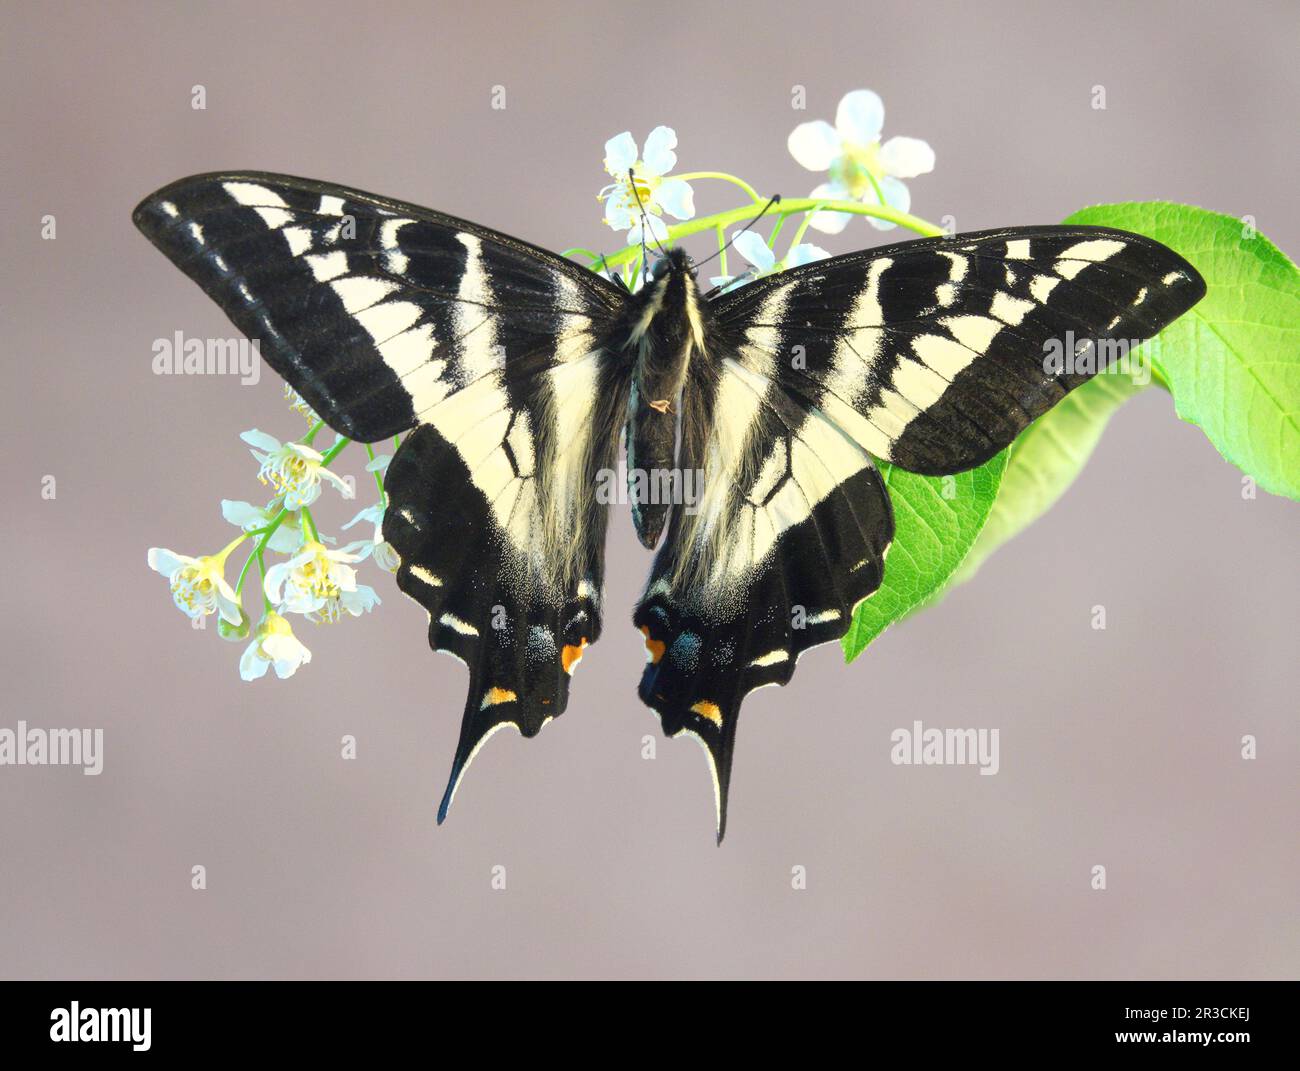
[636,226,1204,838]
[133,173,632,817]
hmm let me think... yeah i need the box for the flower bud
[218,609,251,641]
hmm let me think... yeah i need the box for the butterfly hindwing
[134,172,633,815]
[383,354,627,819]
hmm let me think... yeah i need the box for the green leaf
[1065,202,1300,500]
[947,367,1145,588]
[842,452,1006,662]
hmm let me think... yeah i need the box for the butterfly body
[619,247,712,547]
[134,172,1205,839]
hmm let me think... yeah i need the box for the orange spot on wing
[640,626,666,665]
[481,687,517,709]
[690,701,722,727]
[561,638,589,674]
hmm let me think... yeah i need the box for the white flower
[239,611,312,681]
[709,230,830,293]
[241,429,353,511]
[788,89,935,233]
[147,547,242,624]
[598,126,695,245]
[283,385,318,423]
[221,499,303,554]
[264,539,380,622]
[342,502,401,573]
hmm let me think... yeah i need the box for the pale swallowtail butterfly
[134,173,1205,840]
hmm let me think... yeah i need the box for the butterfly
[134,172,1205,840]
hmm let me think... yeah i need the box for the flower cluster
[150,89,939,681]
[148,412,394,681]
[585,89,936,293]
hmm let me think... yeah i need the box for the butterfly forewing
[713,226,1205,474]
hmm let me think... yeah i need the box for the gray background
[1,0,1296,979]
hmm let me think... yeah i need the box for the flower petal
[879,136,935,179]
[147,547,191,577]
[364,454,391,473]
[266,527,303,554]
[341,585,381,615]
[835,89,884,145]
[603,131,638,174]
[806,182,852,234]
[281,483,320,511]
[867,176,910,230]
[263,560,293,604]
[784,243,831,269]
[733,230,776,272]
[641,125,678,176]
[787,120,840,171]
[655,177,695,220]
[604,201,635,231]
[239,642,270,680]
[342,504,385,530]
[318,468,354,498]
[264,633,311,677]
[643,215,670,244]
[239,428,281,452]
[373,542,401,573]
[215,588,243,626]
[221,500,266,529]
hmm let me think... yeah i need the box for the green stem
[300,507,319,543]
[785,208,821,254]
[715,222,728,278]
[213,533,248,564]
[302,420,324,446]
[257,548,273,613]
[561,247,602,261]
[235,545,258,597]
[673,171,763,203]
[364,443,386,503]
[599,199,943,271]
[767,211,790,249]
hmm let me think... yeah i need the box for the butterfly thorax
[620,248,710,548]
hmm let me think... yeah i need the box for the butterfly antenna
[693,193,782,275]
[599,253,629,292]
[628,168,669,259]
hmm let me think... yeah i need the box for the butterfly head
[647,246,696,283]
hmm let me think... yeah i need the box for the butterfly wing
[633,355,895,841]
[134,172,631,816]
[636,226,1204,838]
[718,225,1206,475]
